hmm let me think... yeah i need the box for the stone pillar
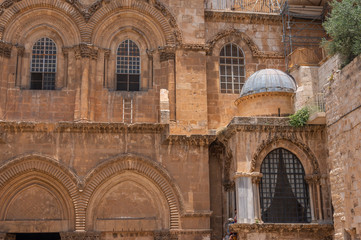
[305,174,321,222]
[60,232,101,240]
[235,173,255,223]
[160,88,170,123]
[251,173,263,222]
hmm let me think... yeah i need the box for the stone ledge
[230,223,334,238]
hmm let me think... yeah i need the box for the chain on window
[219,43,245,94]
[259,148,311,223]
[116,39,140,91]
[30,37,57,90]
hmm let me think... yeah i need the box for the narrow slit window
[30,37,57,90]
[219,43,245,94]
[259,148,311,223]
[116,40,140,91]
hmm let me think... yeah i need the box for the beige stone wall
[325,55,361,240]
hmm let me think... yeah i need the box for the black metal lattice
[259,148,311,223]
[116,39,140,91]
[30,37,57,90]
[219,43,245,94]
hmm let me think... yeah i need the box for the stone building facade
[0,0,359,240]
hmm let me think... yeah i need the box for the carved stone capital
[146,49,155,60]
[74,44,99,59]
[159,45,176,62]
[0,41,12,58]
[305,174,321,184]
[103,49,111,59]
[16,45,25,57]
[233,171,263,180]
[60,232,101,240]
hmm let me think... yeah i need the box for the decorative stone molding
[83,153,184,229]
[0,41,12,58]
[182,210,213,218]
[159,45,176,62]
[180,44,209,52]
[250,135,321,174]
[233,171,263,179]
[230,223,334,239]
[163,135,216,146]
[0,233,16,240]
[73,44,99,59]
[60,232,101,240]
[206,28,283,58]
[154,230,178,240]
[146,49,156,60]
[65,0,104,22]
[305,174,321,184]
[0,121,167,134]
[103,49,110,59]
[205,10,282,24]
[234,92,294,106]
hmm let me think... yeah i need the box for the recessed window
[30,37,57,90]
[116,39,140,91]
[259,148,311,223]
[219,43,245,94]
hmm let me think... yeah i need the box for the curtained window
[259,148,311,223]
[219,43,245,94]
[30,37,57,90]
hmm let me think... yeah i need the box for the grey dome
[240,69,296,97]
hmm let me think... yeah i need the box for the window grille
[30,37,57,90]
[116,39,140,91]
[219,43,245,94]
[259,148,311,223]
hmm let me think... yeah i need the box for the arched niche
[87,172,170,231]
[0,173,75,232]
[82,153,183,230]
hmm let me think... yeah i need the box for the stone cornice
[234,91,294,106]
[182,210,213,218]
[163,135,216,147]
[205,10,282,24]
[230,223,334,237]
[0,121,167,134]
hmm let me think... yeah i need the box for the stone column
[234,172,255,223]
[251,173,263,222]
[305,174,321,222]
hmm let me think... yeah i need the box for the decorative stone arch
[0,154,81,231]
[0,0,84,43]
[87,0,182,46]
[82,153,184,230]
[206,28,283,59]
[251,137,320,175]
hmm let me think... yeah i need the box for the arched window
[30,37,57,90]
[116,39,140,91]
[259,148,311,223]
[219,43,245,94]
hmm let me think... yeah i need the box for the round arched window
[259,148,311,223]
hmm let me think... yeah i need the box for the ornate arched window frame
[219,43,246,94]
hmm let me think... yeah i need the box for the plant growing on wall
[289,107,310,127]
[322,0,361,66]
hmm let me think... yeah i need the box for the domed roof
[240,69,297,97]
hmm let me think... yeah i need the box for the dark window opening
[30,37,57,90]
[116,39,140,91]
[15,233,60,240]
[259,148,311,223]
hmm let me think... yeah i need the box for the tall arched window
[30,37,57,90]
[116,39,140,91]
[219,43,245,94]
[259,148,311,223]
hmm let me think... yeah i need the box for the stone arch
[0,0,84,43]
[0,154,81,231]
[251,137,320,175]
[207,28,283,59]
[82,153,184,230]
[88,0,182,45]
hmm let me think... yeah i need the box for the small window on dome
[219,43,245,94]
